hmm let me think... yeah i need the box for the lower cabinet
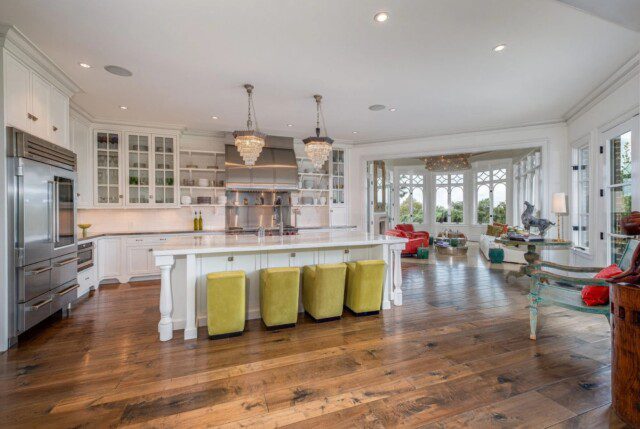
[97,235,168,284]
[77,266,98,297]
[98,237,122,281]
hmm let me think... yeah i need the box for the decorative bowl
[78,223,92,238]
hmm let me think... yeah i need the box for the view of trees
[477,198,506,224]
[436,201,463,223]
[399,198,423,223]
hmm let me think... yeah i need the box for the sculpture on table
[521,201,554,237]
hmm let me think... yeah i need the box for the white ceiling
[0,0,638,143]
[557,0,640,32]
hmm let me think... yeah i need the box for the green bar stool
[260,267,300,329]
[345,260,386,316]
[302,263,347,322]
[206,270,246,339]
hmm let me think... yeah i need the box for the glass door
[154,136,176,205]
[54,174,75,249]
[605,117,638,264]
[331,149,344,205]
[95,131,121,205]
[127,134,151,204]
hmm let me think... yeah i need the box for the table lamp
[552,193,567,242]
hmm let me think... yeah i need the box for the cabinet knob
[31,114,38,122]
[76,193,80,197]
[52,125,58,132]
[227,256,234,262]
[290,252,296,257]
[119,195,123,199]
[344,249,350,254]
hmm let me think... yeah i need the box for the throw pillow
[493,222,509,235]
[581,264,623,306]
[485,225,502,237]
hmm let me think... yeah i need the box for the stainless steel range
[7,128,78,346]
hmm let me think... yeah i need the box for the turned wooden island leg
[391,244,404,306]
[156,255,175,341]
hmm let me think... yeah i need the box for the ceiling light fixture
[287,124,293,127]
[389,107,397,112]
[493,44,506,52]
[119,105,128,110]
[374,12,389,22]
[352,131,358,134]
[211,116,219,119]
[423,154,471,172]
[232,84,266,167]
[78,62,91,68]
[303,94,333,171]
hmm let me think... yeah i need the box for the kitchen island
[152,231,407,341]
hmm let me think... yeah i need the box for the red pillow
[581,264,622,306]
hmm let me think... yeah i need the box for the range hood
[225,135,298,190]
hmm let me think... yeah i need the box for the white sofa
[479,234,527,264]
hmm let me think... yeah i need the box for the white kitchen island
[152,231,407,341]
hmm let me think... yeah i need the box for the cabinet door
[95,131,123,206]
[71,118,93,208]
[125,133,152,206]
[48,86,68,147]
[330,207,347,227]
[98,238,121,279]
[153,135,177,206]
[126,246,152,276]
[4,52,30,131]
[29,72,50,139]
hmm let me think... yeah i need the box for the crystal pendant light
[233,84,266,166]
[303,94,334,170]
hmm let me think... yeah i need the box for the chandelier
[423,154,471,172]
[233,84,266,166]
[303,94,333,170]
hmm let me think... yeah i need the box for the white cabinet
[98,237,122,280]
[3,51,69,145]
[330,148,348,226]
[48,86,69,147]
[126,246,155,276]
[4,52,30,131]
[77,266,98,297]
[330,207,348,226]
[71,116,93,208]
[95,130,123,206]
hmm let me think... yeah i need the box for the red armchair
[395,224,429,247]
[386,230,423,256]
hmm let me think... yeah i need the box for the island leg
[391,244,404,306]
[382,244,392,310]
[184,254,197,340]
[156,255,175,341]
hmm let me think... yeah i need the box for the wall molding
[565,53,640,124]
[0,24,81,97]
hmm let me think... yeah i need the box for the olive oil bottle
[198,211,203,231]
[193,211,198,231]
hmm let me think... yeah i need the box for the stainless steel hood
[225,135,298,190]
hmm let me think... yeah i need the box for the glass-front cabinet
[330,148,348,226]
[94,130,178,207]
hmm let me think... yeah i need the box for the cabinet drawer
[51,253,78,288]
[19,260,52,302]
[78,267,97,293]
[52,280,79,313]
[19,293,53,333]
[124,236,169,246]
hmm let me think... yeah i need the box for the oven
[77,241,94,272]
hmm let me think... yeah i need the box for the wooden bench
[528,239,638,340]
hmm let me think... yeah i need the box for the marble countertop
[152,231,407,257]
[77,225,357,242]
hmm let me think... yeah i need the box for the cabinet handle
[119,195,123,199]
[55,257,79,267]
[56,284,79,296]
[227,256,234,262]
[290,252,296,257]
[52,125,58,132]
[31,114,39,122]
[344,249,350,254]
[27,266,53,276]
[27,298,52,311]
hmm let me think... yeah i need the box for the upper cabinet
[70,116,93,208]
[3,51,70,148]
[95,131,123,206]
[330,148,348,226]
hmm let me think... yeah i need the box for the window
[398,174,424,223]
[475,168,507,224]
[572,144,590,250]
[608,129,633,263]
[514,151,541,224]
[435,173,464,224]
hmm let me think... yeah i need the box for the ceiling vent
[104,65,133,77]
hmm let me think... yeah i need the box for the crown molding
[181,128,229,139]
[564,52,640,123]
[0,24,81,97]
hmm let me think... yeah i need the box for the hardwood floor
[0,261,629,428]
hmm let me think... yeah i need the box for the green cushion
[303,263,347,320]
[345,260,386,314]
[488,248,505,263]
[206,271,246,336]
[260,267,300,327]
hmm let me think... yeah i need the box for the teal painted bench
[528,239,638,340]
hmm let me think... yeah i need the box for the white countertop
[152,231,407,256]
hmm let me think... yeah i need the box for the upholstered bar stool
[206,270,246,339]
[302,263,347,322]
[345,260,386,316]
[260,267,300,329]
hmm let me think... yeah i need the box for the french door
[604,116,639,264]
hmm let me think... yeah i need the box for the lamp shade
[552,193,567,214]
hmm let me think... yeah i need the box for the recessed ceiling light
[105,65,133,77]
[369,104,386,111]
[119,105,128,110]
[389,108,397,112]
[78,62,91,68]
[211,116,219,120]
[374,12,389,22]
[493,44,506,52]
[352,131,358,134]
[287,124,293,127]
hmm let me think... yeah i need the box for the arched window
[435,173,464,224]
[475,168,507,224]
[398,174,424,223]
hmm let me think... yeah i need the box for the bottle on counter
[193,211,198,231]
[198,211,203,231]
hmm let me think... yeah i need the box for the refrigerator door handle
[54,180,60,244]
[48,180,55,243]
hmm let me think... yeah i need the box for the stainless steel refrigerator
[7,127,78,346]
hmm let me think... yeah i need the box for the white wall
[567,57,640,267]
[348,123,570,240]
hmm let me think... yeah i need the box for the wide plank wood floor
[0,260,630,428]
